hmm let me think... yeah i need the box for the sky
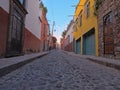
[41,0,79,43]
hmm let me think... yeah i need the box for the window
[85,2,90,18]
[19,0,24,4]
[76,20,78,31]
[103,12,114,54]
[73,25,76,32]
[87,2,90,17]
[79,15,82,26]
[19,0,25,6]
[67,35,70,45]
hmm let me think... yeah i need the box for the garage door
[76,38,81,54]
[83,29,95,55]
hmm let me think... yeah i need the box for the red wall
[40,10,49,51]
[64,42,74,52]
[0,7,9,57]
[23,28,41,54]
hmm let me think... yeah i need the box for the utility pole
[52,21,55,36]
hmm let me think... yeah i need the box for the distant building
[39,3,50,52]
[56,43,61,50]
[52,36,57,49]
[64,20,74,52]
[60,38,66,50]
[97,0,120,59]
[49,36,57,50]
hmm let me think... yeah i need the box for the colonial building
[64,20,74,52]
[23,0,42,54]
[0,0,27,57]
[39,2,50,52]
[0,0,42,57]
[73,0,98,55]
[60,38,66,50]
[51,36,57,49]
[97,0,120,59]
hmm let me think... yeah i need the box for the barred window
[19,0,26,6]
[85,2,90,18]
[103,12,114,54]
[80,15,82,26]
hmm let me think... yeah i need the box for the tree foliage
[94,0,105,15]
[40,1,48,13]
[62,30,67,38]
[95,0,105,10]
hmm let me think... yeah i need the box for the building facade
[73,0,98,56]
[52,36,57,49]
[0,0,27,57]
[64,20,74,52]
[0,0,42,57]
[23,0,41,54]
[60,38,66,50]
[40,4,50,52]
[97,0,120,59]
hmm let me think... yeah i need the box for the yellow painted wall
[73,0,98,56]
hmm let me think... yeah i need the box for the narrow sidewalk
[0,52,49,77]
[65,51,120,71]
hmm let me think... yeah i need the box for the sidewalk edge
[0,52,49,77]
[64,51,120,71]
[86,57,120,71]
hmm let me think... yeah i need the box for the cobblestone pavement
[0,50,120,90]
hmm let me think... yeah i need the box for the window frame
[85,1,90,18]
[79,15,82,26]
[18,0,26,6]
[103,12,114,55]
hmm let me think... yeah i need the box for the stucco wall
[73,0,98,56]
[25,0,41,39]
[0,0,9,13]
[65,21,74,43]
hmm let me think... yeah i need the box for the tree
[62,30,67,38]
[43,7,47,13]
[39,1,48,13]
[94,0,105,10]
[94,0,105,15]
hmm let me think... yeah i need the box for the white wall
[65,21,74,43]
[69,24,74,43]
[25,0,41,39]
[0,0,9,13]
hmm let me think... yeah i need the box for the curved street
[0,50,120,90]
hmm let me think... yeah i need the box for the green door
[83,29,95,55]
[76,38,81,54]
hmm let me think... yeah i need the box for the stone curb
[86,57,120,71]
[0,52,49,77]
[63,51,120,71]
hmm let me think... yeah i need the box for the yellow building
[73,0,98,56]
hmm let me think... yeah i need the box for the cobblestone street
[0,50,120,90]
